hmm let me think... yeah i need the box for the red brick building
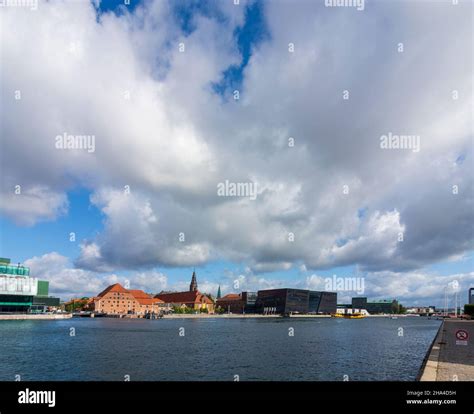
[154,271,214,313]
[93,283,167,316]
[154,290,214,312]
[216,293,244,313]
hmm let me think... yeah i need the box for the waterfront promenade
[419,319,474,381]
[0,314,72,320]
[162,313,281,319]
[162,313,333,319]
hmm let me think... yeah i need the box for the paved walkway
[420,319,474,381]
[0,314,72,320]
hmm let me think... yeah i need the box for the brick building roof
[97,284,164,306]
[97,283,129,297]
[136,297,164,305]
[129,289,151,299]
[155,290,212,304]
[218,293,241,301]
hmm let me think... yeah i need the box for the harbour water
[0,317,441,381]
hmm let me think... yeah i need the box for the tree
[65,298,88,312]
[202,293,215,303]
[398,304,406,314]
[172,305,184,314]
[464,304,474,317]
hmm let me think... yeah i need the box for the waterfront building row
[216,288,337,315]
[90,274,337,316]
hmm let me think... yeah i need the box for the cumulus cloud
[23,251,474,307]
[24,252,113,299]
[313,210,405,270]
[361,270,474,307]
[25,252,168,299]
[0,186,68,226]
[1,0,472,278]
[214,267,474,308]
[75,188,211,270]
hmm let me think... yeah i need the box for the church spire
[189,269,198,292]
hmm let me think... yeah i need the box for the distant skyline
[1,0,473,306]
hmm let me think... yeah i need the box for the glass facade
[255,289,337,314]
[0,275,38,296]
[0,294,33,313]
[308,291,322,313]
[0,263,30,276]
[318,292,337,314]
[32,296,60,306]
[286,289,310,313]
[351,297,398,314]
[241,291,257,313]
[0,259,59,313]
[255,289,288,314]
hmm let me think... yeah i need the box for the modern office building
[241,291,257,313]
[0,257,60,313]
[469,288,474,305]
[31,280,60,312]
[351,297,399,314]
[309,290,337,313]
[255,288,337,315]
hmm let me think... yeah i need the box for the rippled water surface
[0,317,441,381]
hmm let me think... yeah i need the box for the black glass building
[255,288,337,315]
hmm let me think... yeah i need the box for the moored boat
[332,313,365,319]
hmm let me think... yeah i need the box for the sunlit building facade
[0,257,59,313]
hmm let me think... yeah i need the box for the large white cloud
[25,251,168,299]
[23,250,474,307]
[0,185,68,226]
[1,0,472,277]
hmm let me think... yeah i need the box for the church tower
[189,270,198,292]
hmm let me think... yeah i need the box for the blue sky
[1,0,472,306]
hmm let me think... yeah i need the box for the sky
[0,0,473,307]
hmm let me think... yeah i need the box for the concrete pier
[0,313,72,320]
[419,319,474,381]
[162,313,281,319]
